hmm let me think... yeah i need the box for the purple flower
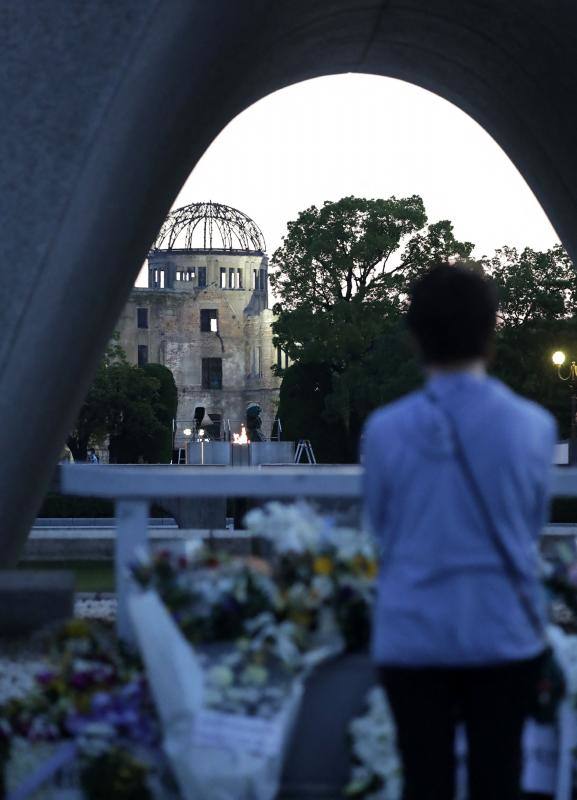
[36,671,56,686]
[70,672,94,690]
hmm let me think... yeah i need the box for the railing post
[556,699,577,800]
[115,499,149,644]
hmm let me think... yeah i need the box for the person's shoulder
[488,378,557,436]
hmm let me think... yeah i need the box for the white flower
[207,665,234,688]
[240,665,268,686]
[312,575,334,602]
[348,686,402,800]
[244,501,326,554]
[183,539,203,559]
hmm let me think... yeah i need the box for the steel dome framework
[153,201,266,253]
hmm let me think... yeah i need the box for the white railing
[60,465,577,642]
[61,465,361,641]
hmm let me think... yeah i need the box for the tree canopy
[272,196,576,461]
[271,196,473,460]
[487,246,577,438]
[271,196,473,364]
[485,244,577,327]
[68,337,178,463]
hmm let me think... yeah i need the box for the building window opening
[259,269,266,293]
[256,346,262,377]
[228,268,235,289]
[237,268,243,289]
[202,357,222,390]
[198,266,207,288]
[277,346,289,370]
[253,268,258,290]
[138,344,149,367]
[137,307,149,329]
[200,308,219,333]
[220,267,227,289]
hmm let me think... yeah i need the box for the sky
[138,73,559,284]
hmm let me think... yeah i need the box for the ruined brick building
[116,202,283,449]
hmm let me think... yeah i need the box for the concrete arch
[1,0,576,561]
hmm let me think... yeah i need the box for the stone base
[282,653,377,796]
[0,570,74,635]
[154,497,227,529]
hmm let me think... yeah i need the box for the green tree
[485,244,577,327]
[277,363,348,463]
[117,363,177,463]
[67,335,128,460]
[68,337,178,463]
[486,245,577,438]
[271,196,473,460]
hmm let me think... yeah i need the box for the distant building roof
[152,201,266,253]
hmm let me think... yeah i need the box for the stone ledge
[0,570,74,635]
[22,529,254,561]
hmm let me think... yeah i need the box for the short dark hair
[406,263,498,364]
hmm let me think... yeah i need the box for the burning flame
[232,425,249,445]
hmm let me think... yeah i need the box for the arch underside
[0,0,576,561]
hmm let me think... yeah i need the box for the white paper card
[192,710,285,758]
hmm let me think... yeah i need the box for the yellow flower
[288,610,312,628]
[63,619,90,638]
[366,560,378,580]
[313,556,334,576]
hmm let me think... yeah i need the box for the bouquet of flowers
[132,548,281,645]
[542,537,577,632]
[345,686,401,800]
[244,502,378,651]
[0,620,168,800]
[128,589,304,800]
[124,502,378,800]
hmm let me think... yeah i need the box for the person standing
[362,263,557,799]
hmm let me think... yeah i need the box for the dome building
[115,202,282,451]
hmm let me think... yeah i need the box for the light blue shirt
[362,372,557,666]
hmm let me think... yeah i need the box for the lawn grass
[19,560,115,592]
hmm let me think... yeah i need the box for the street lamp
[197,428,207,465]
[552,351,577,464]
[182,428,192,465]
